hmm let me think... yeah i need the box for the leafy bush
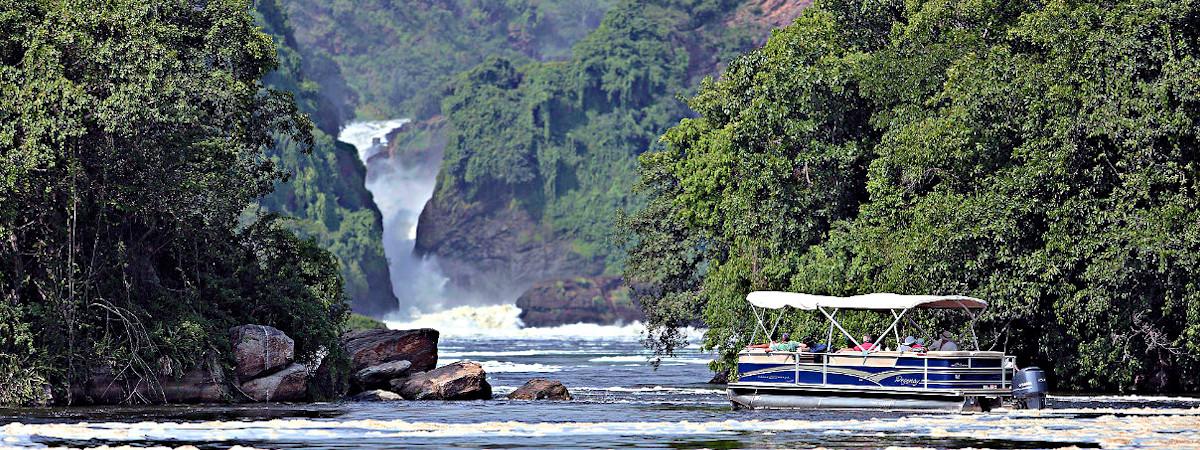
[346,313,388,331]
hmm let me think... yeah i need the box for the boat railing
[741,350,1016,392]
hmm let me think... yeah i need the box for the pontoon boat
[727,292,1048,411]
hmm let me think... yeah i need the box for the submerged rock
[515,276,644,327]
[239,363,309,402]
[507,378,571,401]
[398,361,491,401]
[353,360,412,391]
[229,325,295,380]
[347,389,403,402]
[342,329,438,374]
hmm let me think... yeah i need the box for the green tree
[628,0,1200,392]
[0,0,347,404]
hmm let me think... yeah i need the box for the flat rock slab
[342,328,438,373]
[354,360,412,391]
[230,325,295,380]
[347,389,403,402]
[507,378,571,400]
[398,361,491,401]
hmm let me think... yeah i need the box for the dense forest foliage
[253,0,397,316]
[281,0,617,119]
[626,0,1200,393]
[0,0,347,405]
[430,0,764,276]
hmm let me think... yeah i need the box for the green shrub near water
[0,0,347,405]
[625,0,1200,393]
[346,313,388,331]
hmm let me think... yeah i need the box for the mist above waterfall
[338,119,451,318]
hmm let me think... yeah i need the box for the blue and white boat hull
[729,351,1015,411]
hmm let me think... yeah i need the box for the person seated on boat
[808,342,828,353]
[899,335,917,352]
[931,331,959,351]
[850,334,877,352]
[914,337,927,351]
[768,333,802,352]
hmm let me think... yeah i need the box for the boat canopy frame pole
[890,310,904,348]
[817,306,861,349]
[958,300,982,351]
[873,307,910,351]
[824,308,838,349]
[750,306,786,345]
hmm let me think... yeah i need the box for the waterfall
[338,119,449,317]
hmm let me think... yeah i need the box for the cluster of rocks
[342,328,491,402]
[70,323,572,405]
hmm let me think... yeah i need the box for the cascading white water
[338,119,643,338]
[338,119,451,317]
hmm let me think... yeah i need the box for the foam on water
[6,409,1200,448]
[588,355,712,365]
[572,386,726,395]
[439,349,595,358]
[474,361,563,373]
[385,304,650,341]
[1051,394,1200,404]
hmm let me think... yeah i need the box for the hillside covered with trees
[253,0,397,316]
[0,0,348,404]
[281,0,617,120]
[625,0,1200,393]
[414,0,804,295]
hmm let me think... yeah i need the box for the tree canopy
[626,0,1200,393]
[0,0,347,404]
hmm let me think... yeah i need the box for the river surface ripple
[3,335,1200,449]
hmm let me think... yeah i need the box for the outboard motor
[1013,367,1049,409]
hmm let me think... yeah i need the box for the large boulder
[229,325,295,380]
[397,361,491,401]
[239,363,309,402]
[342,328,438,373]
[353,360,412,391]
[515,276,644,327]
[507,378,571,401]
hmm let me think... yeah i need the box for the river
[3,317,1200,449]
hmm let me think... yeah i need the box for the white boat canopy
[747,291,987,311]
